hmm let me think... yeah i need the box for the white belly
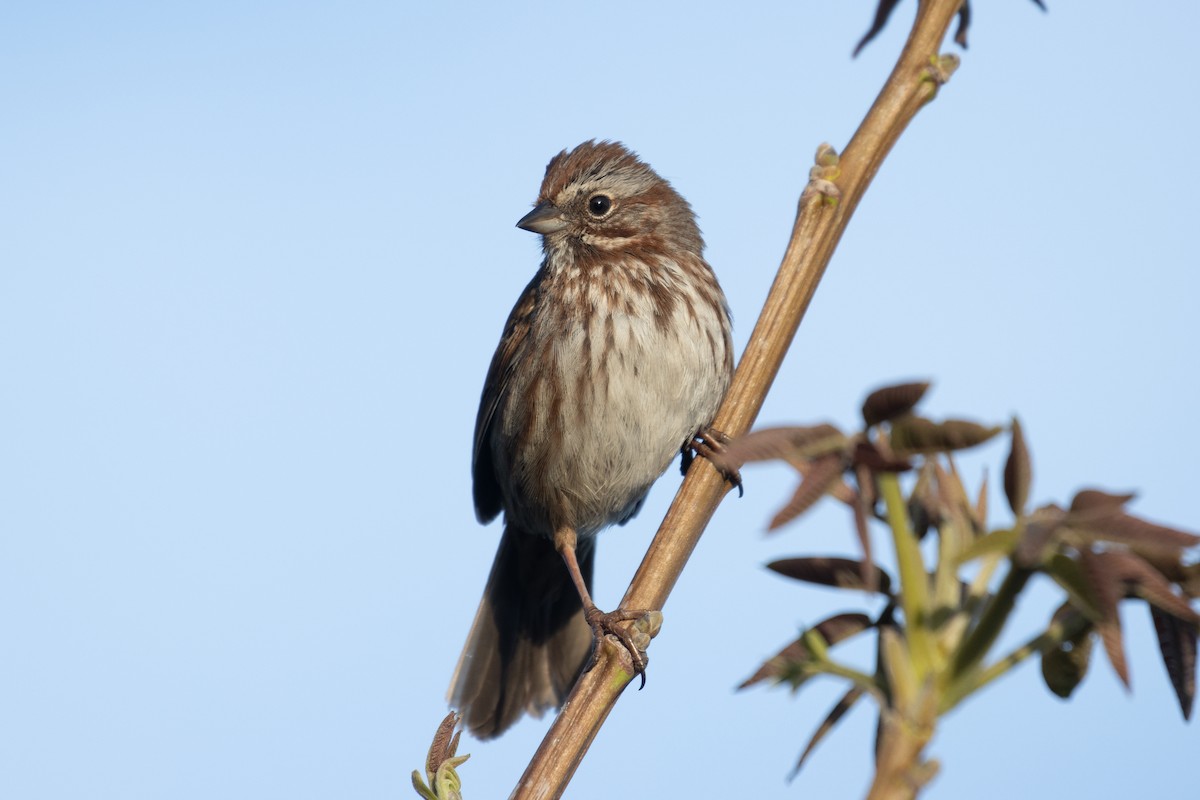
[496,294,729,538]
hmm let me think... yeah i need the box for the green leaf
[1041,604,1095,699]
[412,772,438,800]
[957,527,1019,564]
[1042,552,1103,620]
[880,626,918,711]
[880,473,934,679]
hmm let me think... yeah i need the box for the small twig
[950,564,1034,682]
[880,472,936,680]
[942,605,1091,712]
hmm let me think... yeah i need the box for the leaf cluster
[723,382,1198,784]
[412,712,470,800]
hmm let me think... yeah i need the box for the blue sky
[2,2,1197,798]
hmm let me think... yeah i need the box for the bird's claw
[687,427,744,497]
[582,607,662,689]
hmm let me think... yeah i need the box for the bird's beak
[516,203,569,235]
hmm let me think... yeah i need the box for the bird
[448,140,734,738]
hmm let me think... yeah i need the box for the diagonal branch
[512,2,967,797]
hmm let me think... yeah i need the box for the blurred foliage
[721,382,1198,798]
[855,0,1048,56]
[412,712,470,800]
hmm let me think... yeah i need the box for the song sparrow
[448,141,734,738]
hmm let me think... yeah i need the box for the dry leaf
[791,686,867,779]
[720,424,847,467]
[1150,605,1197,720]
[861,381,930,427]
[1070,488,1136,514]
[1079,548,1130,688]
[890,416,1002,455]
[1015,505,1068,567]
[1004,417,1031,516]
[768,454,844,530]
[1041,604,1094,699]
[740,613,873,689]
[1073,510,1200,558]
[768,557,894,596]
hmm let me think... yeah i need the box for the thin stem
[818,659,887,703]
[950,563,1034,681]
[942,606,1091,712]
[879,472,935,680]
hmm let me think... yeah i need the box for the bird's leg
[553,526,653,688]
[686,426,744,496]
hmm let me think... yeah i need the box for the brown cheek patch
[594,222,641,240]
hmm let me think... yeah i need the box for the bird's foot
[582,606,663,689]
[685,427,744,496]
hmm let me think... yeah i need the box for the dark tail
[448,526,593,738]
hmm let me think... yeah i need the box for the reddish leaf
[824,475,858,508]
[861,381,930,427]
[768,557,894,596]
[890,416,1002,455]
[853,467,876,588]
[1070,488,1136,514]
[1150,605,1197,720]
[1079,548,1130,688]
[853,0,902,57]
[767,454,844,531]
[856,1,1045,57]
[1073,509,1200,558]
[1014,505,1068,568]
[974,470,990,535]
[1004,417,1031,516]
[1096,550,1200,624]
[791,686,867,779]
[426,711,462,780]
[719,424,847,468]
[1184,563,1200,598]
[739,613,873,689]
[811,613,874,647]
[1132,550,1192,586]
[953,1,972,47]
[851,440,912,473]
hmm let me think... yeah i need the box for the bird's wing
[472,272,541,523]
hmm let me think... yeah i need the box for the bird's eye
[587,195,612,217]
